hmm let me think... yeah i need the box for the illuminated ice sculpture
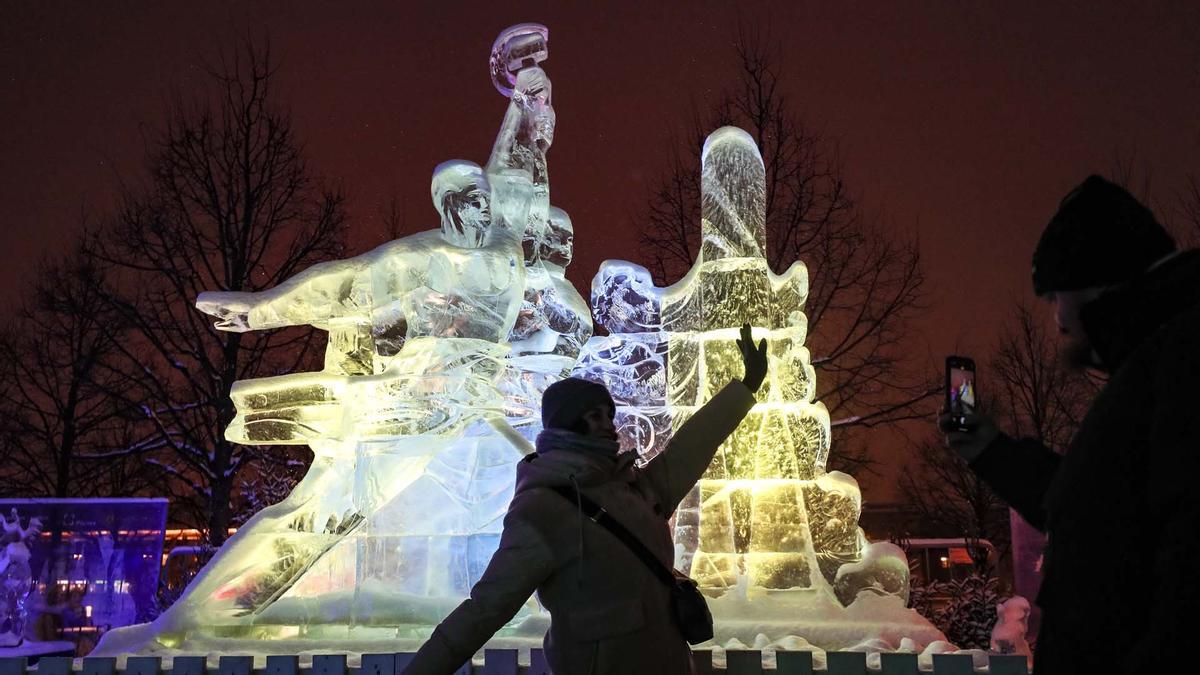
[96,23,591,654]
[576,127,943,648]
[96,23,948,659]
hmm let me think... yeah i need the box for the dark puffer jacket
[404,381,756,674]
[972,250,1200,674]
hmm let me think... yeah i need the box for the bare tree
[93,41,345,545]
[1109,151,1198,246]
[381,195,415,241]
[232,446,309,527]
[991,304,1097,453]
[1109,149,1157,207]
[1176,173,1200,246]
[637,27,931,473]
[0,244,164,499]
[899,437,1010,574]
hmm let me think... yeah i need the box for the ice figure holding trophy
[488,24,593,439]
[96,23,589,654]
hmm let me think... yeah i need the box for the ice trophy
[96,23,590,655]
[575,127,944,649]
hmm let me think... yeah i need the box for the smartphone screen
[950,368,976,416]
[945,356,977,422]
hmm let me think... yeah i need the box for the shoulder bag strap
[547,485,677,587]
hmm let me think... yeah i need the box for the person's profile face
[581,404,617,442]
[1048,288,1104,370]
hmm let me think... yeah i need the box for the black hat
[1032,175,1175,295]
[540,377,615,430]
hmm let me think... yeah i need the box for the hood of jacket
[1081,248,1200,372]
[514,447,641,495]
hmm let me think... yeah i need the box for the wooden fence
[0,650,1031,674]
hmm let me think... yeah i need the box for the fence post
[879,653,919,675]
[264,655,298,675]
[775,651,814,675]
[931,654,974,675]
[986,655,1030,675]
[726,650,763,675]
[312,655,346,675]
[172,655,207,675]
[360,654,394,675]
[825,652,867,675]
[34,657,72,675]
[82,657,117,675]
[0,659,24,675]
[216,655,253,675]
[126,656,162,675]
[480,649,517,675]
[528,649,550,675]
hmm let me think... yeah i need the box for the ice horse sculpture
[96,23,590,655]
[576,127,943,649]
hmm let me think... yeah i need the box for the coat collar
[1081,249,1200,372]
[515,447,640,494]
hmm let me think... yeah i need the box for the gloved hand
[737,323,769,394]
[938,411,1000,463]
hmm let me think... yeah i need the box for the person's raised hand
[737,323,769,394]
[938,410,1000,463]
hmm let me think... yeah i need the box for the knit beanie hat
[540,377,615,430]
[1032,175,1175,295]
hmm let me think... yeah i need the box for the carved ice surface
[833,542,911,606]
[577,126,937,647]
[97,23,590,655]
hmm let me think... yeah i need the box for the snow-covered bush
[909,574,1003,650]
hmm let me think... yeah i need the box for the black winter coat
[972,250,1200,674]
[404,382,756,675]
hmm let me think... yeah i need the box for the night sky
[3,1,1199,500]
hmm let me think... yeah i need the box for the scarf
[535,427,620,459]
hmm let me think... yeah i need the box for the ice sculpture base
[94,615,550,661]
[704,586,946,652]
[99,590,943,662]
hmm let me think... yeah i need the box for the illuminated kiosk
[0,499,166,654]
[575,127,944,650]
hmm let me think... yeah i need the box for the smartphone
[945,356,977,431]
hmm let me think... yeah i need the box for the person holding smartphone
[939,175,1200,674]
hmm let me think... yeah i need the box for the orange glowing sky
[3,1,1198,501]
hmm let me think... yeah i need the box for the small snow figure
[990,596,1032,665]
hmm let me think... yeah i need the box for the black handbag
[549,486,714,645]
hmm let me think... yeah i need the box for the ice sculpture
[97,23,944,659]
[575,127,943,648]
[0,510,41,647]
[97,22,590,655]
